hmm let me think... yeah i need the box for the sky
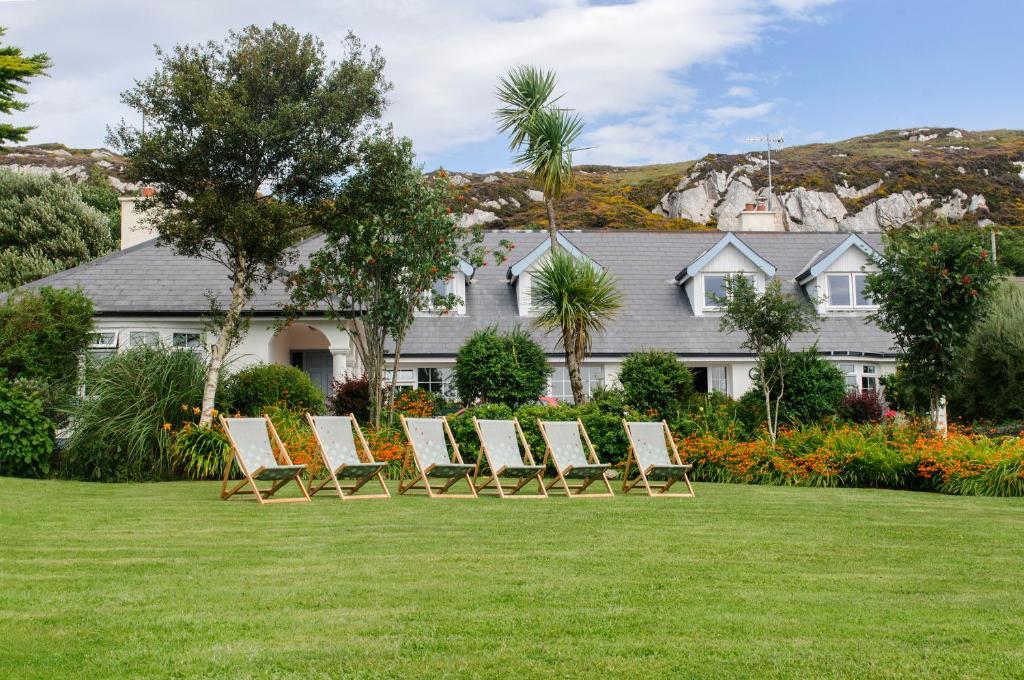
[2,0,1021,172]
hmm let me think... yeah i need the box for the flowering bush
[839,389,886,424]
[264,405,322,477]
[329,373,370,421]
[390,388,437,418]
[173,422,230,480]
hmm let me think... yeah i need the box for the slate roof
[10,230,895,358]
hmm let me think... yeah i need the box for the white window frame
[128,330,161,347]
[839,362,879,393]
[416,367,456,399]
[826,272,875,310]
[703,272,755,311]
[80,331,119,397]
[172,332,203,352]
[547,365,605,404]
[709,365,729,394]
[420,278,455,314]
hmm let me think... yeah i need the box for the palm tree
[495,66,584,250]
[531,249,622,404]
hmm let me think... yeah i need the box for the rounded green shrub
[744,349,847,427]
[0,380,55,477]
[222,363,325,417]
[452,326,551,408]
[618,350,694,419]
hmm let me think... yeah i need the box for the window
[172,332,202,351]
[391,368,416,394]
[861,364,877,392]
[709,366,728,394]
[827,273,874,309]
[421,279,454,313]
[839,362,878,393]
[548,366,604,403]
[129,330,160,347]
[417,367,456,398]
[703,273,754,309]
[81,331,118,397]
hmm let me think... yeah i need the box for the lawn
[1,479,1023,679]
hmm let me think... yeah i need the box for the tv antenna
[744,133,784,209]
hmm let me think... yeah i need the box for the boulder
[455,209,499,228]
[713,177,758,230]
[449,174,471,186]
[780,188,846,232]
[656,175,723,222]
[524,189,544,202]
[947,129,963,138]
[968,194,988,213]
[482,174,500,183]
[835,179,882,199]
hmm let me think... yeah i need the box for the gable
[675,232,775,284]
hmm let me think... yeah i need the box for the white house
[18,198,896,400]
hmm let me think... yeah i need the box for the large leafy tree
[495,65,583,249]
[109,24,389,426]
[531,249,621,405]
[0,169,114,290]
[287,132,499,427]
[866,225,1001,433]
[716,277,819,443]
[0,27,51,146]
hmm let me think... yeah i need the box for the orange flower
[162,423,172,431]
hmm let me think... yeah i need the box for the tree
[531,249,621,405]
[745,348,847,426]
[952,279,1024,422]
[495,65,583,249]
[716,276,818,443]
[618,350,694,420]
[0,27,51,146]
[109,24,389,426]
[287,132,497,427]
[452,326,551,408]
[866,225,1001,433]
[0,169,114,290]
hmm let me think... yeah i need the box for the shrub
[329,373,370,421]
[173,424,230,480]
[840,389,886,424]
[264,405,321,477]
[221,363,325,417]
[675,392,746,439]
[390,388,438,418]
[446,403,515,464]
[0,286,94,419]
[452,326,551,408]
[62,345,207,481]
[618,350,694,419]
[747,349,847,426]
[0,380,55,477]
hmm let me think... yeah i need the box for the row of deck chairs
[218,414,695,505]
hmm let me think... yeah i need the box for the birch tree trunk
[199,268,248,427]
[931,395,948,436]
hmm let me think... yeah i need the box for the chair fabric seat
[335,462,386,479]
[563,463,610,479]
[496,464,544,478]
[644,463,692,481]
[425,463,475,478]
[253,464,305,481]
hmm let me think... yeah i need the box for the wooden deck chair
[219,415,310,504]
[537,419,614,498]
[621,420,695,498]
[472,418,547,499]
[398,416,477,498]
[305,414,391,500]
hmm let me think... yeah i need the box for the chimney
[118,187,160,249]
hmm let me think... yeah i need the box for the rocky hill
[4,128,1023,232]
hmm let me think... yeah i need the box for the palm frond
[494,64,558,152]
[513,107,584,201]
[531,249,622,354]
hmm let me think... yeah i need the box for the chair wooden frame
[398,415,478,499]
[537,418,615,498]
[621,419,695,498]
[471,418,547,499]
[219,415,310,505]
[305,414,391,501]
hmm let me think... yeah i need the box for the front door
[290,350,333,395]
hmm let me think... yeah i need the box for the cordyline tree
[495,65,584,249]
[0,27,51,146]
[286,131,504,427]
[109,25,389,426]
[716,276,818,444]
[865,225,1001,434]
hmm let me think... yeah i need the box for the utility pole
[744,134,784,209]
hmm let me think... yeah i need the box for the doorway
[291,350,334,395]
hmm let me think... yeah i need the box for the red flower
[962,274,972,285]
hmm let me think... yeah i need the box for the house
[16,198,895,400]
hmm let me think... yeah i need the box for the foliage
[716,276,819,442]
[76,167,122,244]
[0,169,115,289]
[839,389,886,424]
[452,326,550,408]
[329,373,371,422]
[746,349,846,426]
[953,279,1024,422]
[264,405,322,478]
[172,423,230,481]
[0,380,55,477]
[618,351,694,420]
[286,130,500,427]
[0,286,94,419]
[866,225,1002,429]
[62,346,208,481]
[878,368,928,415]
[531,248,622,404]
[109,24,389,426]
[993,226,1024,277]
[221,363,325,417]
[0,27,51,145]
[673,392,747,440]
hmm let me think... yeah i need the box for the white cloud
[727,86,755,98]
[4,0,835,168]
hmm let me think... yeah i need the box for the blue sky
[3,0,1020,172]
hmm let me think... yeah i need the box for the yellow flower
[162,423,172,431]
[192,406,201,416]
[210,408,219,417]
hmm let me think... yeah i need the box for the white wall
[118,197,159,249]
[690,244,766,316]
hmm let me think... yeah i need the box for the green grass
[1,479,1023,679]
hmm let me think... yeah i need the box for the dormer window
[825,273,873,309]
[421,278,454,312]
[675,233,776,317]
[506,232,599,317]
[703,273,755,310]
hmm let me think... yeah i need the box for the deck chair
[472,418,547,499]
[621,420,695,498]
[305,414,390,500]
[219,415,310,504]
[398,416,477,498]
[537,419,614,498]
